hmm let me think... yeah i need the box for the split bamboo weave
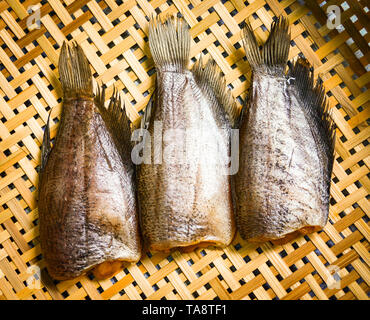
[0,0,369,300]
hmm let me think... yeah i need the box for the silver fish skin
[39,43,141,280]
[235,17,335,244]
[137,17,238,252]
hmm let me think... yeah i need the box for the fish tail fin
[289,58,335,178]
[192,57,239,127]
[58,41,93,99]
[149,15,191,72]
[95,87,133,161]
[243,16,290,74]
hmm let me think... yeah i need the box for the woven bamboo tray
[0,0,369,301]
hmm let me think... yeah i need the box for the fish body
[38,43,141,280]
[235,18,335,243]
[137,18,237,252]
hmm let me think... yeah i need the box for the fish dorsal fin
[58,42,93,99]
[192,57,239,127]
[149,16,191,72]
[235,91,250,129]
[40,112,52,172]
[289,58,336,180]
[95,87,133,163]
[243,16,290,75]
[139,93,154,132]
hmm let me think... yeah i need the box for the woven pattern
[0,0,369,300]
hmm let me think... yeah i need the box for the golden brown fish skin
[235,17,335,243]
[38,43,141,280]
[137,17,236,252]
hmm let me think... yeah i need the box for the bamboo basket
[0,0,369,300]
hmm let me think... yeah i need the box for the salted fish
[136,17,238,252]
[38,43,141,280]
[235,17,335,243]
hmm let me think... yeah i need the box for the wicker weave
[0,0,369,300]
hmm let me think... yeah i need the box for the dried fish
[235,17,335,244]
[136,17,238,252]
[38,42,141,280]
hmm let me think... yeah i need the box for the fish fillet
[38,43,141,280]
[137,17,238,252]
[235,17,335,244]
